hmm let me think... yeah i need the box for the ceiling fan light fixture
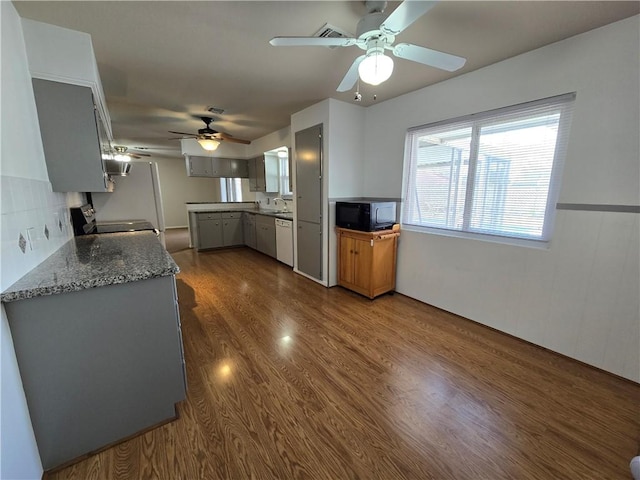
[113,153,131,162]
[198,138,220,151]
[358,51,394,86]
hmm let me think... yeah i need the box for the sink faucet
[273,197,287,212]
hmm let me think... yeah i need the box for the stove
[70,204,158,236]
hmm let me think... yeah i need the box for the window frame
[401,93,575,247]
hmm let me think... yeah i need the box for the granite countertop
[250,210,293,220]
[189,206,293,220]
[1,231,179,303]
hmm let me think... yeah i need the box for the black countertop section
[1,231,179,302]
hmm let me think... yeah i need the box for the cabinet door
[188,156,213,177]
[288,147,293,193]
[352,238,372,291]
[32,79,108,192]
[211,158,229,177]
[295,125,322,224]
[197,215,223,249]
[339,236,357,285]
[248,157,258,191]
[228,159,249,178]
[263,222,277,258]
[297,220,322,280]
[255,156,267,191]
[246,216,257,249]
[256,217,276,257]
[222,218,243,246]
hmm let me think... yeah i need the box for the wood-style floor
[46,241,639,479]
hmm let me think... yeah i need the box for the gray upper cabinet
[186,156,249,178]
[187,156,213,177]
[249,156,266,192]
[227,158,249,178]
[32,79,109,192]
[248,155,278,193]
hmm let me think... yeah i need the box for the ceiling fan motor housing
[356,12,395,50]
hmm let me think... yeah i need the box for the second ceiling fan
[270,0,466,92]
[169,117,251,151]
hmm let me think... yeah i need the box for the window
[220,177,242,202]
[279,154,292,197]
[403,93,575,243]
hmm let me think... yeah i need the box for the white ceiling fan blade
[337,55,366,92]
[269,36,356,47]
[380,1,438,35]
[392,43,466,72]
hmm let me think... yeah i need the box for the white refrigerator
[92,161,166,242]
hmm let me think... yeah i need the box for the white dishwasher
[275,218,293,267]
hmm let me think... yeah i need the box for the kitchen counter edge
[1,231,179,303]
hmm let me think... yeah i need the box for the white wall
[247,126,290,157]
[363,16,640,381]
[326,99,365,199]
[152,156,223,228]
[0,3,78,478]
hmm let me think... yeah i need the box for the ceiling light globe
[358,52,394,86]
[198,138,220,151]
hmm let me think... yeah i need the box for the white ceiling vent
[313,23,352,48]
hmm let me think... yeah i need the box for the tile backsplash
[0,175,83,290]
[255,192,293,212]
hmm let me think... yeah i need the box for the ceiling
[13,1,640,159]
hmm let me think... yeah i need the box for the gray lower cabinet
[197,212,223,250]
[256,215,276,258]
[5,275,186,470]
[243,212,257,249]
[222,212,243,246]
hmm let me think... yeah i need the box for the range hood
[103,159,131,176]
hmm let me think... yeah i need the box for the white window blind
[403,93,575,242]
[220,178,243,202]
[279,155,292,196]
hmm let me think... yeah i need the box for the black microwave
[335,201,397,232]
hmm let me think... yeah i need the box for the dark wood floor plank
[44,242,640,480]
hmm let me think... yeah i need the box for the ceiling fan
[169,117,251,151]
[113,145,151,161]
[269,0,466,92]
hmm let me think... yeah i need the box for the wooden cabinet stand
[336,226,400,299]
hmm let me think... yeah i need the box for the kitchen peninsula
[1,231,186,471]
[185,202,293,254]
